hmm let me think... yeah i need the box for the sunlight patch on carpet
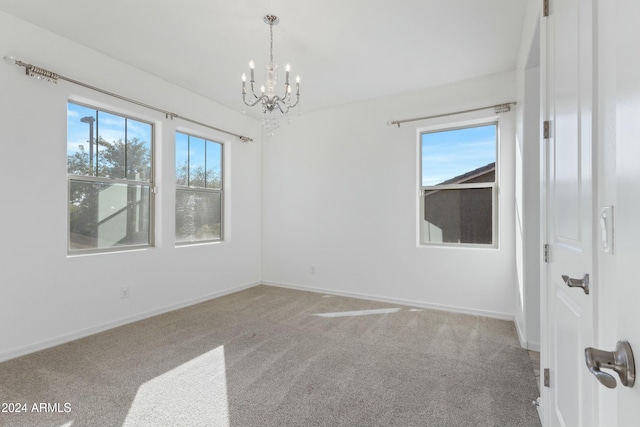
[122,346,229,427]
[313,308,402,317]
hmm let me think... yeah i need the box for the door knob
[585,341,635,388]
[562,274,589,294]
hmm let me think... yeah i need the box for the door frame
[539,0,599,425]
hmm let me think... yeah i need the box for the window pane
[423,188,493,244]
[126,119,152,181]
[67,103,97,176]
[189,136,206,188]
[206,141,222,189]
[69,180,150,251]
[421,124,496,186]
[176,132,189,186]
[176,190,222,243]
[97,111,126,179]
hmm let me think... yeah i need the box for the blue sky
[67,102,151,157]
[421,124,496,186]
[69,102,222,186]
[176,131,222,188]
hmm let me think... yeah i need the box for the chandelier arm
[243,93,264,107]
[276,101,289,115]
[269,95,283,111]
[288,93,300,108]
[249,80,259,99]
[272,96,292,114]
[281,83,291,101]
[248,82,265,102]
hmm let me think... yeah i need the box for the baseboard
[262,281,514,321]
[527,341,541,352]
[0,281,260,363]
[514,317,542,351]
[514,318,541,351]
[535,398,544,425]
[515,317,528,348]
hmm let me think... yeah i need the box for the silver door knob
[562,274,590,294]
[585,341,635,388]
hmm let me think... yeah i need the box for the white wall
[515,65,541,351]
[513,0,542,351]
[262,72,518,319]
[0,11,262,362]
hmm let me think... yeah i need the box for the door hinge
[543,120,552,139]
[543,244,550,263]
[543,0,550,17]
[544,368,550,387]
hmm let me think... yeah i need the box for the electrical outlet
[120,286,130,299]
[311,265,316,274]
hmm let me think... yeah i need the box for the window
[67,101,154,253]
[420,122,497,246]
[175,132,223,244]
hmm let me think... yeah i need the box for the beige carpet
[0,285,541,426]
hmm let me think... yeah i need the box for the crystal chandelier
[242,14,300,134]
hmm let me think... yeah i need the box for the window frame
[418,119,499,248]
[67,100,155,255]
[175,130,224,246]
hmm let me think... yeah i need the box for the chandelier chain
[269,22,274,64]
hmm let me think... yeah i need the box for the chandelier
[242,14,300,134]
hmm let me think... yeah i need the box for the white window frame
[67,100,155,255]
[175,131,224,245]
[418,118,499,248]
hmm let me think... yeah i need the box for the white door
[614,0,640,423]
[544,0,594,426]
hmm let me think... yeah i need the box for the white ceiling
[0,0,527,117]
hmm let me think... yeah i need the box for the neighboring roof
[437,162,496,185]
